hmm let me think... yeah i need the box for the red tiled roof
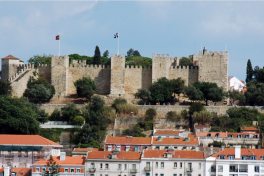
[34,156,85,165]
[106,136,151,145]
[211,148,264,160]
[0,135,62,146]
[197,132,259,138]
[87,151,141,160]
[243,127,258,131]
[2,55,20,60]
[241,80,245,83]
[152,137,199,145]
[154,130,184,135]
[0,168,4,173]
[10,168,31,176]
[143,150,204,159]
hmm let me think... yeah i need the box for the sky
[0,1,264,81]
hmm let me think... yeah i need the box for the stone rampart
[169,66,199,86]
[38,64,51,84]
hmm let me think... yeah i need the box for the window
[155,174,158,176]
[156,162,158,168]
[42,168,46,172]
[124,164,127,170]
[218,165,223,172]
[250,155,257,160]
[219,155,226,159]
[70,169,74,173]
[187,163,192,171]
[179,174,182,176]
[36,168,40,172]
[105,175,108,176]
[135,147,139,151]
[255,166,259,173]
[199,163,201,169]
[173,174,177,176]
[208,133,211,137]
[160,174,164,176]
[116,146,121,151]
[238,134,241,138]
[255,145,258,149]
[77,169,80,173]
[65,169,68,173]
[180,162,182,168]
[241,155,248,160]
[105,164,109,169]
[165,146,168,150]
[182,147,187,150]
[11,173,15,176]
[100,163,103,169]
[24,151,28,157]
[118,164,122,170]
[156,146,160,150]
[211,166,216,172]
[161,162,164,168]
[229,134,233,138]
[126,146,130,151]
[174,146,178,150]
[192,147,196,150]
[245,135,250,138]
[187,174,191,176]
[108,145,112,151]
[228,155,235,160]
[261,156,264,160]
[198,175,201,176]
[174,162,177,168]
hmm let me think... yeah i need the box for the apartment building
[205,145,264,176]
[0,135,62,168]
[32,152,85,176]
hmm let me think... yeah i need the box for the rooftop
[87,151,141,160]
[0,168,31,176]
[2,55,24,62]
[152,137,199,145]
[211,148,264,160]
[34,156,85,165]
[143,150,204,159]
[0,135,62,147]
[105,136,151,145]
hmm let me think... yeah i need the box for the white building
[0,134,62,168]
[229,76,245,92]
[32,152,85,176]
[205,145,264,176]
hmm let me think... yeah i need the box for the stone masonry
[1,48,229,98]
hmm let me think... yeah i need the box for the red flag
[56,35,60,40]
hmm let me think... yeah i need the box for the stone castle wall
[38,65,51,84]
[169,66,199,86]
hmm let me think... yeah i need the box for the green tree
[74,77,96,101]
[127,48,134,57]
[192,111,213,125]
[258,114,264,133]
[125,56,152,67]
[103,50,109,58]
[101,57,110,65]
[133,50,141,56]
[149,77,173,102]
[207,87,225,103]
[185,86,203,101]
[208,141,225,147]
[245,80,264,106]
[111,98,127,110]
[227,90,246,104]
[0,95,40,134]
[246,59,253,83]
[170,78,185,96]
[73,116,85,125]
[0,80,12,95]
[145,108,157,121]
[93,45,101,64]
[135,88,151,105]
[209,127,221,132]
[49,109,61,121]
[123,125,146,137]
[42,155,60,176]
[166,111,181,121]
[254,66,264,83]
[189,102,205,116]
[61,103,80,123]
[179,57,192,66]
[28,54,52,68]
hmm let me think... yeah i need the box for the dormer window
[157,136,162,141]
[219,155,226,159]
[116,145,121,151]
[174,146,178,150]
[108,145,112,151]
[245,135,250,138]
[253,135,259,138]
[238,134,241,138]
[228,155,235,160]
[261,156,264,160]
[250,155,257,160]
[229,134,233,138]
[182,146,187,150]
[165,146,169,150]
[207,133,211,137]
[156,146,160,150]
[216,133,220,137]
[192,146,196,150]
[241,155,248,160]
[125,146,130,151]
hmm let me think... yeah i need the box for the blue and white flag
[114,33,118,38]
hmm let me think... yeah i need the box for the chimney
[210,145,213,155]
[60,152,66,161]
[4,167,9,176]
[203,47,207,55]
[235,145,241,159]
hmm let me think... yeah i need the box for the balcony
[130,169,137,173]
[186,168,193,172]
[239,169,248,173]
[89,168,96,173]
[4,154,14,159]
[144,167,151,171]
[229,169,238,172]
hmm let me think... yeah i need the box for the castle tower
[1,55,24,80]
[110,54,126,96]
[198,48,229,91]
[51,55,69,98]
[152,54,170,83]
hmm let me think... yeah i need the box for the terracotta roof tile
[0,135,62,146]
[106,136,151,145]
[10,168,31,176]
[0,168,4,173]
[33,156,85,165]
[243,127,258,131]
[143,150,204,159]
[211,148,264,160]
[152,137,198,145]
[87,151,141,160]
[2,55,20,60]
[154,130,184,135]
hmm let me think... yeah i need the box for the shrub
[166,111,181,121]
[138,121,153,131]
[145,108,157,121]
[74,77,96,101]
[100,106,116,123]
[61,103,80,122]
[112,98,127,110]
[116,103,138,115]
[189,102,205,116]
[79,141,101,148]
[122,125,146,137]
[49,109,61,121]
[209,127,221,132]
[73,116,85,125]
[192,111,212,125]
[208,141,225,147]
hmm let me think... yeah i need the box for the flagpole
[59,33,61,56]
[117,32,119,55]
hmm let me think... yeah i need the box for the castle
[1,48,228,98]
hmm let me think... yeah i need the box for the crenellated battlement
[170,65,199,69]
[198,50,228,58]
[69,64,110,69]
[125,65,152,69]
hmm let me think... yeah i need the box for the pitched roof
[152,137,199,145]
[196,132,259,138]
[10,168,31,176]
[105,136,151,145]
[243,127,258,131]
[0,135,62,147]
[2,55,20,60]
[211,148,264,160]
[143,150,204,159]
[33,156,85,165]
[154,130,184,135]
[87,151,141,160]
